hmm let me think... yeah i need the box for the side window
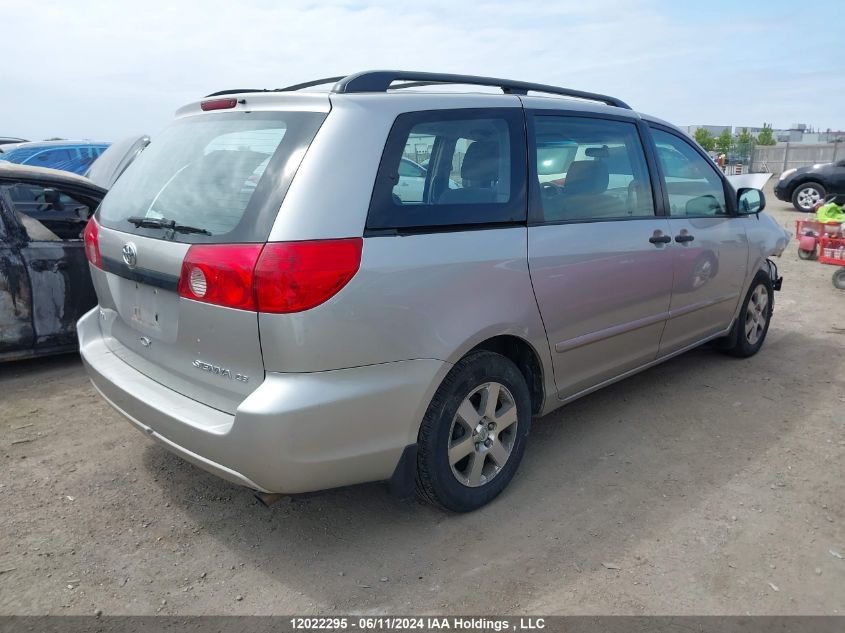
[32,149,71,167]
[651,128,727,217]
[395,158,427,203]
[7,184,90,242]
[533,116,655,222]
[367,108,526,230]
[398,158,425,178]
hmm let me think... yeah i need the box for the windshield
[97,111,326,243]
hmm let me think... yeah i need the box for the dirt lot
[1,182,843,616]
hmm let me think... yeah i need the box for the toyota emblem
[122,242,138,269]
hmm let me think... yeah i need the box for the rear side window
[97,111,326,243]
[532,115,655,223]
[367,108,526,231]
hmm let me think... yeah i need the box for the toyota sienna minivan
[79,71,789,512]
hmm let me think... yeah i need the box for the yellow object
[817,202,845,224]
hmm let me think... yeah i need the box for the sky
[3,0,843,142]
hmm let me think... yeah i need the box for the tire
[721,272,774,358]
[415,350,531,512]
[833,267,845,290]
[797,248,817,260]
[791,182,826,212]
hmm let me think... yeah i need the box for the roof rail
[331,70,631,109]
[205,77,344,98]
[205,88,265,97]
[204,71,631,109]
[277,76,345,91]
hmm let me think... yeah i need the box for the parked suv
[774,159,845,211]
[79,71,789,512]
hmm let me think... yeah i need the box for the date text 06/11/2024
[289,617,547,631]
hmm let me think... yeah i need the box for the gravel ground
[1,181,843,615]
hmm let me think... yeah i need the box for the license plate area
[130,282,161,329]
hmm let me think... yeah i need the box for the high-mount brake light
[177,239,363,313]
[83,217,101,268]
[201,98,238,111]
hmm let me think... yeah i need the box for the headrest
[565,160,609,195]
[461,141,499,184]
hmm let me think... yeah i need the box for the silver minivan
[79,71,789,512]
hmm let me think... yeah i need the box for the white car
[395,157,427,202]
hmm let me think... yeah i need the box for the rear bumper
[78,308,449,494]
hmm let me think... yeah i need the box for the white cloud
[2,0,842,140]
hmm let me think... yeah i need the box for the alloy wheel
[447,382,519,488]
[796,186,821,210]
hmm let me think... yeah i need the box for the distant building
[736,126,766,135]
[683,122,845,146]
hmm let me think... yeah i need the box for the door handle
[675,234,695,243]
[649,233,672,244]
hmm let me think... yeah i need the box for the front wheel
[721,272,774,358]
[833,267,845,290]
[797,248,817,260]
[415,350,531,512]
[792,182,826,212]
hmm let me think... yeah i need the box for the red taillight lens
[177,244,263,311]
[255,238,363,313]
[177,239,362,313]
[83,216,101,268]
[201,98,238,111]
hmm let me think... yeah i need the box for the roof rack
[277,76,345,92]
[205,71,631,109]
[332,71,631,109]
[205,77,344,98]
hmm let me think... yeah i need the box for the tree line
[694,123,777,154]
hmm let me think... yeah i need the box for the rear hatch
[89,100,328,414]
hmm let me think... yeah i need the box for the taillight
[255,239,363,313]
[176,239,362,313]
[83,216,101,268]
[178,244,263,311]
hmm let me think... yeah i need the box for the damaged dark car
[0,163,106,361]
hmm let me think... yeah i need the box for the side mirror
[737,187,765,215]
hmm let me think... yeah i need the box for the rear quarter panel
[259,228,553,386]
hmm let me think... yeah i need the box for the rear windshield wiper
[126,216,212,236]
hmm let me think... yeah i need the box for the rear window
[97,111,326,243]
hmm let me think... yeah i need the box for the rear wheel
[833,267,845,290]
[416,350,531,512]
[791,182,825,212]
[721,272,774,358]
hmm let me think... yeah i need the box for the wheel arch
[466,334,547,415]
[790,177,826,199]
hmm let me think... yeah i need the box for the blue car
[0,141,110,175]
